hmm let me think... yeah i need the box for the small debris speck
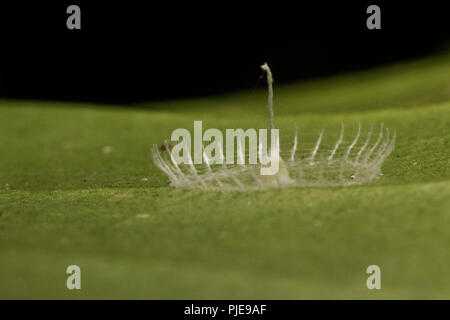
[136,213,150,219]
[5,184,10,191]
[102,146,113,154]
[141,178,148,182]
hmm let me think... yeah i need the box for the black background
[0,300,447,318]
[1,1,449,104]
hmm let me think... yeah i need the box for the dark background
[0,1,448,104]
